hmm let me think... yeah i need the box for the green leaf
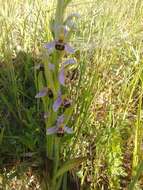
[0,127,4,145]
[128,161,143,190]
[53,157,86,180]
[64,0,72,8]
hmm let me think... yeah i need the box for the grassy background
[1,0,143,189]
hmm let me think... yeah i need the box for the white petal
[65,44,75,54]
[64,126,73,134]
[35,87,48,98]
[57,115,64,125]
[44,41,56,53]
[66,20,77,30]
[46,126,58,135]
[63,58,76,65]
[59,68,65,86]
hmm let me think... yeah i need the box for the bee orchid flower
[59,58,77,85]
[47,114,73,136]
[44,40,75,54]
[53,91,71,112]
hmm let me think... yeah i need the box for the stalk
[52,137,60,189]
[55,0,65,38]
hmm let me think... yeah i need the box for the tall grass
[1,0,143,189]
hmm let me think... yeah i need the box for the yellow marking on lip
[59,124,65,130]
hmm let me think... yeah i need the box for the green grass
[1,0,143,189]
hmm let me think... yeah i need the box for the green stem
[52,137,60,189]
[55,0,65,39]
[132,94,142,176]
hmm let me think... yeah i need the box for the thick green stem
[52,137,60,190]
[132,95,142,176]
[55,0,65,39]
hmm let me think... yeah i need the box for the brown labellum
[62,98,71,108]
[57,127,65,137]
[55,40,65,51]
[47,88,54,98]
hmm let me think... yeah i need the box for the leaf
[64,0,72,8]
[0,127,4,145]
[128,161,143,190]
[64,105,74,124]
[53,157,86,180]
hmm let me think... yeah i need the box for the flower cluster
[35,21,78,137]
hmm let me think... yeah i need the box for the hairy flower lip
[47,88,54,98]
[62,98,71,108]
[55,42,65,51]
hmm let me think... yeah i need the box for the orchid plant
[35,0,82,189]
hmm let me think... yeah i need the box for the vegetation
[1,0,143,189]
